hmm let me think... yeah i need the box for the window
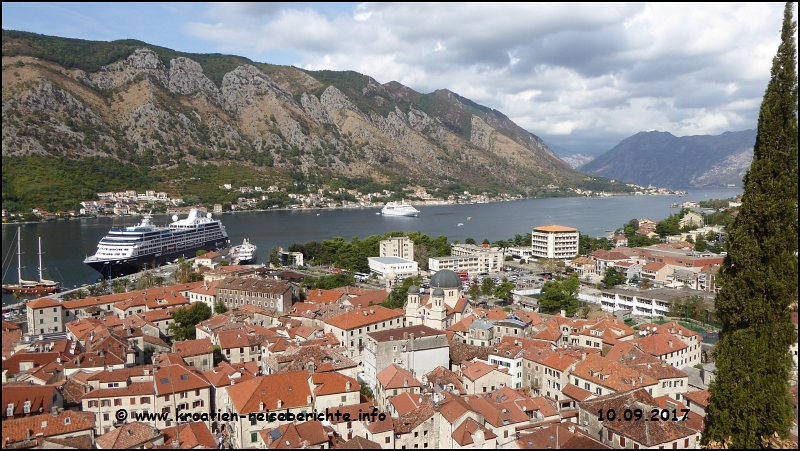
[103,413,109,421]
[251,432,258,443]
[130,398,136,405]
[621,437,626,446]
[140,397,150,404]
[341,395,347,402]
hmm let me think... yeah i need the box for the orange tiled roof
[2,410,95,447]
[310,372,359,396]
[377,364,422,389]
[452,417,497,446]
[682,389,710,408]
[572,355,658,393]
[633,333,688,357]
[160,422,218,449]
[95,422,159,449]
[226,372,312,413]
[173,338,213,357]
[324,306,403,330]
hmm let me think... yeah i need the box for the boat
[84,209,229,279]
[231,238,257,264]
[381,200,420,217]
[2,228,61,294]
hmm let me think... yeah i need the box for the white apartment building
[531,224,579,260]
[380,236,415,261]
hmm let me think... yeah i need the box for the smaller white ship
[231,238,257,264]
[381,200,420,217]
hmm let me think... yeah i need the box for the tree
[694,239,707,252]
[465,237,476,245]
[468,278,482,301]
[269,246,281,267]
[482,238,490,245]
[538,274,580,317]
[602,266,624,287]
[703,4,798,448]
[214,300,228,314]
[493,279,516,302]
[170,302,212,341]
[481,277,496,299]
[196,249,207,257]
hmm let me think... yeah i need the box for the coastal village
[3,218,797,449]
[1,181,684,222]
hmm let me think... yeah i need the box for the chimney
[581,352,586,361]
[668,340,673,348]
[318,290,322,297]
[346,381,351,391]
[404,379,408,387]
[560,309,566,317]
[409,333,414,340]
[307,395,312,404]
[277,399,282,409]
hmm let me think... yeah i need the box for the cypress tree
[702,3,798,449]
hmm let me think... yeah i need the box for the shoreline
[2,190,714,225]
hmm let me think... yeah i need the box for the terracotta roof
[682,389,710,408]
[633,332,688,357]
[26,297,62,309]
[378,364,422,389]
[226,372,312,413]
[389,392,432,417]
[202,361,258,387]
[324,306,403,330]
[571,354,658,392]
[619,349,688,380]
[260,421,330,448]
[437,392,473,424]
[466,396,529,428]
[95,422,159,449]
[217,276,292,295]
[562,383,593,401]
[368,324,443,342]
[86,365,153,383]
[58,377,91,406]
[172,338,213,357]
[516,423,610,449]
[424,366,466,394]
[447,315,477,333]
[347,290,389,308]
[160,422,217,449]
[40,435,94,449]
[603,398,697,446]
[310,372,359,396]
[306,289,346,305]
[337,436,382,449]
[2,384,58,418]
[460,360,505,382]
[2,351,64,375]
[534,224,577,233]
[81,381,155,399]
[393,404,434,434]
[448,340,490,364]
[2,410,95,447]
[154,360,211,395]
[265,344,356,374]
[452,417,497,446]
[643,261,667,271]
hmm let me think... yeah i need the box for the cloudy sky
[2,2,791,154]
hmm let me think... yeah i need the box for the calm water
[2,187,741,306]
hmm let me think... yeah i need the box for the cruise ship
[381,200,420,217]
[84,209,229,278]
[231,238,257,264]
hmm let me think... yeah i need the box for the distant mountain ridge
[579,130,757,187]
[1,29,587,205]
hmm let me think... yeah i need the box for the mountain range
[2,29,594,210]
[579,129,756,188]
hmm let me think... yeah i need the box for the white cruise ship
[84,209,228,278]
[381,200,420,217]
[231,238,257,264]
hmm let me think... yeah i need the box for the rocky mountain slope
[579,130,756,187]
[2,30,583,200]
[546,143,596,169]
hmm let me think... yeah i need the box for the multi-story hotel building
[531,225,579,260]
[379,236,415,261]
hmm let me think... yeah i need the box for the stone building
[216,277,293,312]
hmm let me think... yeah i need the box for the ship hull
[381,209,419,217]
[1,284,59,294]
[85,239,228,279]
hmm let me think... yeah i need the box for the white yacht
[231,238,257,264]
[381,200,420,217]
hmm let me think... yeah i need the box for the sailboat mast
[38,237,44,283]
[17,228,22,285]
